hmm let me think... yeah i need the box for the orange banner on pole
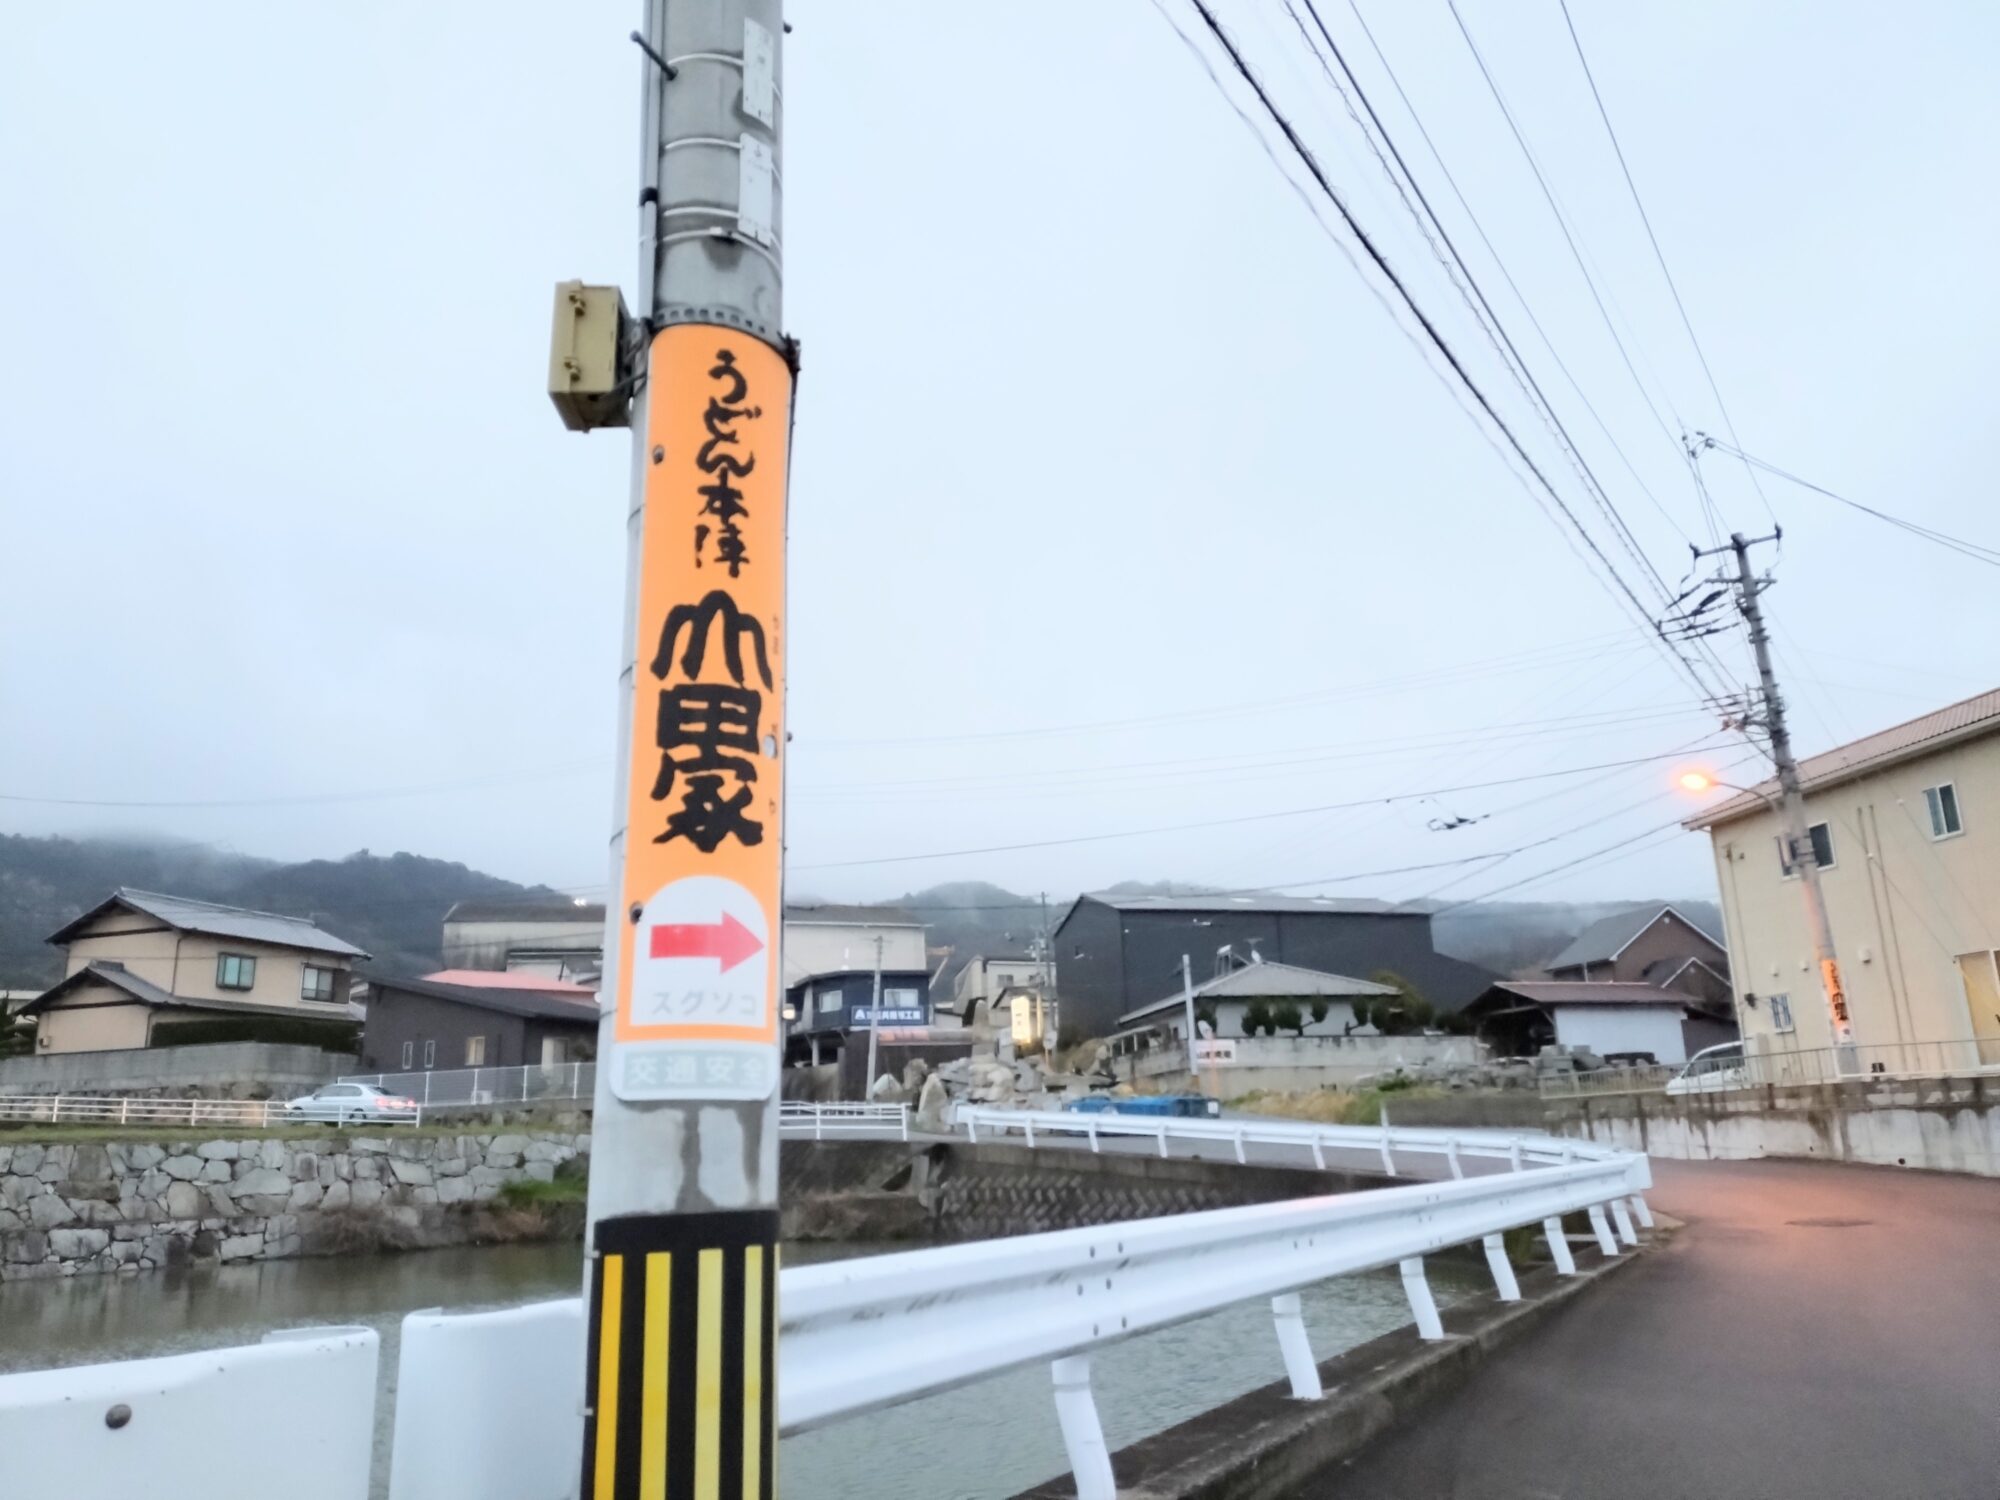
[609,326,791,1101]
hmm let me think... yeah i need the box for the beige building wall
[1708,735,2000,1059]
[64,916,353,1013]
[783,922,926,986]
[953,957,1049,1011]
[36,989,153,1054]
[442,916,604,970]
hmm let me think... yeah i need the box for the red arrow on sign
[648,912,764,973]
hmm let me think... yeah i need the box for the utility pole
[564,3,790,1495]
[1181,953,1208,1097]
[865,933,884,1098]
[1712,530,1856,1069]
[1038,891,1055,1047]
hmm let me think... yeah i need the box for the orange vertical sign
[610,326,791,1101]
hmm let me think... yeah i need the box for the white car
[285,1081,421,1123]
[1665,1041,1748,1096]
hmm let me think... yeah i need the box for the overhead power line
[788,746,1722,871]
[1556,0,1778,527]
[1161,0,1728,707]
[1698,438,2000,570]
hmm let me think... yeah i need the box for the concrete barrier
[1549,1073,2000,1177]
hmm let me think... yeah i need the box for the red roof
[422,969,597,995]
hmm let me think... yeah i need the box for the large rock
[434,1175,475,1205]
[9,1145,44,1177]
[28,1194,77,1230]
[198,1159,233,1184]
[348,1178,386,1209]
[163,1182,205,1219]
[48,1227,110,1259]
[522,1139,569,1163]
[388,1158,433,1187]
[1,1175,38,1210]
[915,1073,950,1132]
[197,1140,240,1162]
[219,1234,264,1261]
[233,1168,294,1213]
[5,1231,49,1264]
[488,1134,532,1157]
[257,1139,288,1171]
[320,1180,352,1211]
[288,1182,324,1211]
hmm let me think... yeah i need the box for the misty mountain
[1427,898,1723,978]
[0,834,556,987]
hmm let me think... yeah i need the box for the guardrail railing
[1538,1064,1678,1100]
[365,1109,1650,1500]
[0,1094,297,1128]
[1540,1032,2000,1100]
[779,1099,910,1140]
[342,1061,596,1110]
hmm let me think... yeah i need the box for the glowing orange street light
[1677,769,1716,794]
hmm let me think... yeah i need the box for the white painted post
[1610,1198,1639,1247]
[1542,1216,1577,1275]
[423,1073,432,1108]
[966,1112,979,1144]
[1233,1127,1247,1165]
[1270,1293,1323,1399]
[119,1098,129,1125]
[1087,1120,1100,1154]
[1507,1139,1523,1172]
[1481,1233,1522,1303]
[1050,1355,1117,1500]
[1310,1136,1326,1170]
[813,1108,823,1142]
[1025,1116,1037,1149]
[1627,1194,1655,1229]
[1587,1204,1619,1256]
[899,1105,909,1142]
[1445,1138,1463,1179]
[1156,1122,1169,1160]
[1399,1257,1446,1340]
[50,1097,61,1124]
[1264,1296,1328,1408]
[1378,1130,1397,1177]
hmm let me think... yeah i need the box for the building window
[216,953,257,991]
[817,986,843,1014]
[1769,993,1795,1033]
[301,965,337,1003]
[1924,783,1963,839]
[465,1035,487,1066]
[1777,823,1835,877]
[401,1040,414,1069]
[423,1040,436,1068]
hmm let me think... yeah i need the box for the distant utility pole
[1706,530,1856,1070]
[559,2,790,1495]
[865,933,885,1096]
[1181,953,1208,1097]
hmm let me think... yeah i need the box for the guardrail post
[1587,1204,1619,1256]
[965,1112,979,1144]
[1481,1233,1522,1303]
[1627,1194,1654,1229]
[1398,1257,1446,1340]
[1310,1135,1326,1170]
[1445,1138,1463,1179]
[1270,1293,1323,1399]
[1609,1198,1639,1247]
[899,1104,909,1142]
[51,1096,61,1124]
[1087,1119,1100,1154]
[1542,1216,1577,1275]
[1378,1130,1396,1178]
[1507,1139,1523,1172]
[1050,1355,1116,1500]
[119,1098,129,1125]
[814,1107,824,1142]
[1233,1127,1247,1166]
[1025,1116,1037,1149]
[1156,1122,1169,1160]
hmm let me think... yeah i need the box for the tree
[1269,1000,1307,1038]
[1241,998,1273,1038]
[1308,997,1329,1030]
[1362,972,1436,1036]
[0,1009,33,1059]
[1194,1003,1218,1037]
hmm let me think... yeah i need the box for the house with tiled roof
[21,889,369,1055]
[1683,686,2000,1065]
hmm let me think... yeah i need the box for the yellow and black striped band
[582,1208,778,1500]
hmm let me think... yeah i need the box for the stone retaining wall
[0,1042,352,1100]
[0,1129,587,1281]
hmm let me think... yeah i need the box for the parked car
[1063,1093,1221,1119]
[1665,1041,1748,1097]
[285,1081,420,1123]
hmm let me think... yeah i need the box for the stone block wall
[0,1041,352,1100]
[0,1129,588,1281]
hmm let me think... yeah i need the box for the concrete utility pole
[865,933,884,1098]
[573,2,790,1495]
[1181,953,1207,1097]
[1720,531,1856,1068]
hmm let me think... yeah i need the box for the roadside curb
[1012,1227,1666,1500]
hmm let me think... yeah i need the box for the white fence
[342,1061,596,1109]
[1541,1032,2000,1100]
[0,1108,1648,1500]
[0,1094,301,1129]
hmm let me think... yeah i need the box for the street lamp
[1676,769,1777,808]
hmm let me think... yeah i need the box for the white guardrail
[0,1106,1648,1500]
[0,1094,302,1128]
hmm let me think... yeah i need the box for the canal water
[0,1242,1480,1498]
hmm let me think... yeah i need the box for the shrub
[1308,997,1329,1029]
[1268,1000,1307,1038]
[148,1016,361,1052]
[1241,999,1273,1038]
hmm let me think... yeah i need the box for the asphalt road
[1323,1156,2000,1500]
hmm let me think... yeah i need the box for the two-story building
[1685,687,2000,1065]
[781,905,931,1067]
[1543,904,1732,1008]
[19,889,369,1054]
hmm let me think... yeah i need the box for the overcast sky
[4,2,1996,912]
